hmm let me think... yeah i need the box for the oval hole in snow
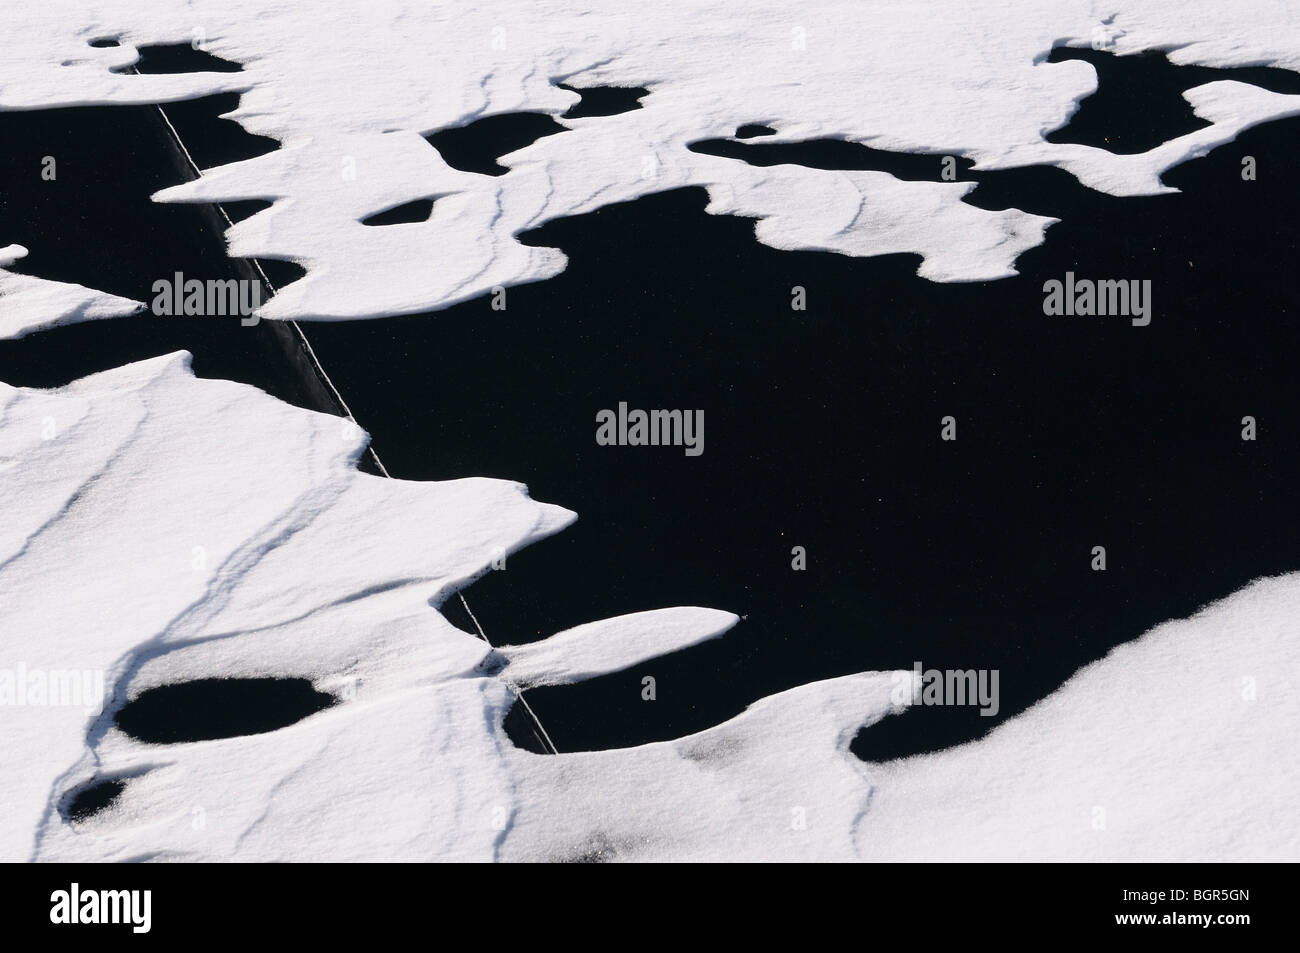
[361,198,435,226]
[63,778,126,822]
[115,677,336,743]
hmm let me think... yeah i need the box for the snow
[500,607,739,689]
[1,0,1298,861]
[0,353,738,861]
[1,355,1296,861]
[1,1,1299,330]
[507,576,1300,862]
[0,245,143,339]
[0,352,557,860]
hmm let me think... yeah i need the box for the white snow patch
[0,244,144,339]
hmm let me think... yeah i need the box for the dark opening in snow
[688,134,967,181]
[125,42,246,74]
[1044,46,1300,154]
[114,678,336,743]
[558,83,648,118]
[63,778,126,822]
[361,197,436,226]
[425,113,568,176]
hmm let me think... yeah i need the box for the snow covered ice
[1,0,1299,329]
[1,0,1299,862]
